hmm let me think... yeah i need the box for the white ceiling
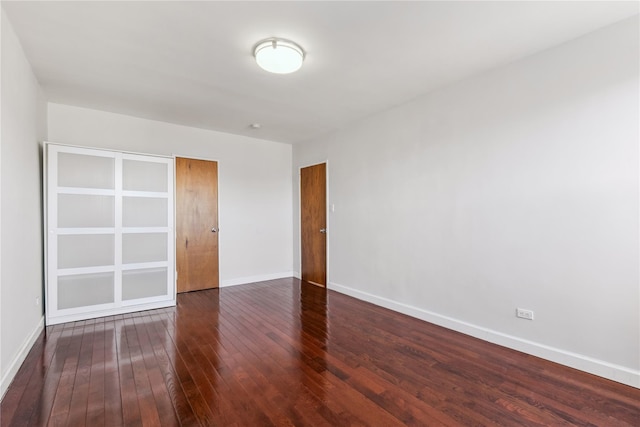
[3,1,638,144]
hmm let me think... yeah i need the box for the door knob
[320,228,326,233]
[211,227,218,233]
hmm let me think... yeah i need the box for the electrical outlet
[35,296,40,306]
[516,308,534,320]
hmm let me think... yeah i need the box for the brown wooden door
[300,163,327,287]
[176,157,219,292]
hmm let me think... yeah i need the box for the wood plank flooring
[1,278,638,426]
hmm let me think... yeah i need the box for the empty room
[1,1,639,426]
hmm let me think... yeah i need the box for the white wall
[48,103,293,286]
[0,12,48,397]
[293,16,639,387]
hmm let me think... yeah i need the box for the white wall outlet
[516,308,534,320]
[35,296,40,306]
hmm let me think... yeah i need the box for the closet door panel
[122,268,168,301]
[58,152,114,189]
[122,197,168,227]
[57,234,115,269]
[57,272,115,310]
[58,194,115,228]
[122,233,168,264]
[123,159,168,192]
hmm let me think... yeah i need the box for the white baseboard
[220,271,294,288]
[328,282,639,389]
[1,316,45,399]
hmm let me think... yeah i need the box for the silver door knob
[211,227,218,233]
[320,228,326,233]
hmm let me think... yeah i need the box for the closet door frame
[44,142,176,325]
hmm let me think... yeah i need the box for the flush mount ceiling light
[253,38,305,74]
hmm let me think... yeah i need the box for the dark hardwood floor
[1,278,638,426]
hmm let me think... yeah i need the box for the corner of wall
[0,9,49,399]
[328,282,640,388]
[0,317,44,399]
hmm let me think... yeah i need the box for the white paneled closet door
[45,143,175,325]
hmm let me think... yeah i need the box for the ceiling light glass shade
[254,38,304,74]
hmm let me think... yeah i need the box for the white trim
[0,317,45,399]
[121,294,174,307]
[123,152,173,163]
[46,145,59,316]
[45,300,176,325]
[325,161,330,287]
[58,265,116,276]
[57,187,115,196]
[220,272,294,287]
[56,228,115,235]
[44,140,174,160]
[121,261,169,271]
[328,281,640,389]
[122,227,170,234]
[122,191,169,198]
[114,152,123,306]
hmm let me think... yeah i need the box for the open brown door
[300,163,327,287]
[176,157,219,292]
